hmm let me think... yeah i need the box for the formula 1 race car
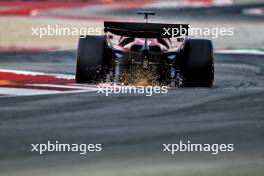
[75,11,214,87]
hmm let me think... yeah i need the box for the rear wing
[104,21,189,38]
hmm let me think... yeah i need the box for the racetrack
[0,51,263,176]
[0,1,264,176]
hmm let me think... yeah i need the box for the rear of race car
[75,12,214,87]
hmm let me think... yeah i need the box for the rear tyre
[182,39,214,87]
[75,35,108,83]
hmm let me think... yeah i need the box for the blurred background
[0,0,263,50]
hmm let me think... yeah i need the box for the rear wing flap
[104,21,189,38]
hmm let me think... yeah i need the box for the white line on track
[243,7,264,16]
[0,87,61,96]
[0,88,97,98]
[29,84,100,90]
[216,49,264,55]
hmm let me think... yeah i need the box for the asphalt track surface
[0,51,264,176]
[1,4,264,176]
